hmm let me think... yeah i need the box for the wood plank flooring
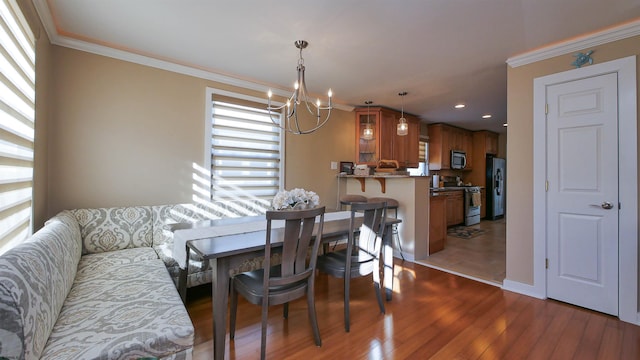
[186,258,640,359]
[416,218,506,285]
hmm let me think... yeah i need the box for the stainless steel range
[464,186,481,226]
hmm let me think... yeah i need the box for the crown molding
[507,18,640,68]
[31,0,354,112]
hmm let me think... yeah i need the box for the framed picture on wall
[340,161,354,175]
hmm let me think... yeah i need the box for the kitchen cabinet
[485,131,499,156]
[468,130,500,188]
[355,106,420,168]
[427,123,473,171]
[429,194,447,254]
[439,190,464,227]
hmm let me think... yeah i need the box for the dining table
[171,210,401,360]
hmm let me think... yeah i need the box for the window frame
[204,87,285,213]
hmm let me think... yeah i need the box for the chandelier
[397,91,408,136]
[362,100,374,140]
[267,40,333,135]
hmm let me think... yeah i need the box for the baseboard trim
[501,279,545,299]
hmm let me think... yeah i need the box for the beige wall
[506,35,640,284]
[46,46,353,219]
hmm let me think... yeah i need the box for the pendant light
[362,100,374,140]
[397,91,408,136]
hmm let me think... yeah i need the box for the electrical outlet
[330,161,338,170]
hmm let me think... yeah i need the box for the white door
[546,72,619,316]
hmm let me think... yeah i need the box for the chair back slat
[349,202,387,256]
[265,207,325,284]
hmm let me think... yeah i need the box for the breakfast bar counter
[338,175,429,261]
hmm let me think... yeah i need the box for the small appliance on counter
[354,164,373,176]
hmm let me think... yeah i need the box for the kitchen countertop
[430,186,484,191]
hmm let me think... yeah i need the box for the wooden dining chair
[229,206,326,360]
[316,201,387,332]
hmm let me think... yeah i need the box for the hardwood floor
[416,218,506,286]
[186,259,640,359]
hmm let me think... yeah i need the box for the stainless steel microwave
[451,150,467,169]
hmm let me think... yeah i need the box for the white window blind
[211,96,282,216]
[418,140,426,162]
[0,0,35,255]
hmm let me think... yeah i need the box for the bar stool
[368,197,404,260]
[339,194,368,210]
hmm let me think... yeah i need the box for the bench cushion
[72,207,153,255]
[0,210,82,359]
[40,254,193,359]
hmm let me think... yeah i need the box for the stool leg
[392,208,405,261]
[394,224,404,261]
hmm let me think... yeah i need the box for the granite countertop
[430,186,485,192]
[339,174,411,178]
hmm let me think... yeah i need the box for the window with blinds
[210,96,282,216]
[0,0,35,255]
[409,140,428,176]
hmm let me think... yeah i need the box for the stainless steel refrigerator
[486,155,505,220]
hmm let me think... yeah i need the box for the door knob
[601,202,614,209]
[590,202,614,209]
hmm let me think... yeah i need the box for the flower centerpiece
[272,188,320,210]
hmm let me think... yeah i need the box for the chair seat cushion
[233,267,308,305]
[317,250,376,278]
[367,197,399,208]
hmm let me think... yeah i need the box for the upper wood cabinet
[427,123,474,171]
[468,130,500,187]
[355,107,420,168]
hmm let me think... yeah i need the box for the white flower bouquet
[272,188,320,210]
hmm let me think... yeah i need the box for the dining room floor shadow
[415,217,506,286]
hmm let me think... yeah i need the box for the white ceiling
[36,0,640,133]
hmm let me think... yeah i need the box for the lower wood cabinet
[443,190,464,227]
[429,194,447,254]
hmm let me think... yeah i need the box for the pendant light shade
[362,100,374,140]
[397,91,408,136]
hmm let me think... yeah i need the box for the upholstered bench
[0,209,194,359]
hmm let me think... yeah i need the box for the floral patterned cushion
[0,211,82,359]
[72,207,153,255]
[40,257,194,359]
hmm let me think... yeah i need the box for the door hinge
[545,181,549,192]
[545,258,549,269]
[545,104,549,115]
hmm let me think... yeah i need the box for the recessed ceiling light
[454,104,465,109]
[482,114,492,119]
[503,123,508,127]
